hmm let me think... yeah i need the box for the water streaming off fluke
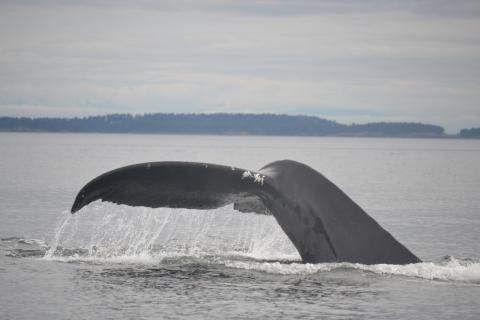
[43,202,299,262]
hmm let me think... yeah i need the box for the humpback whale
[71,160,421,265]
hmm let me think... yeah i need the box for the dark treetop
[459,127,480,138]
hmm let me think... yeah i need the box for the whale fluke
[71,160,421,265]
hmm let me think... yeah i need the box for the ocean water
[0,132,479,319]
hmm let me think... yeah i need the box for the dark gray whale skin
[71,160,421,265]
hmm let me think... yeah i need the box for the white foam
[17,238,48,248]
[44,251,171,265]
[359,258,480,282]
[225,261,336,274]
[224,258,480,283]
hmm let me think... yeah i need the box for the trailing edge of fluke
[71,160,421,265]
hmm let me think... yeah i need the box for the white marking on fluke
[242,171,253,179]
[253,173,265,185]
[241,171,264,185]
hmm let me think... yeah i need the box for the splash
[38,203,480,284]
[44,210,74,258]
[43,202,298,262]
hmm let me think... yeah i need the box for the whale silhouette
[71,160,421,264]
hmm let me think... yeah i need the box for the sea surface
[0,132,479,319]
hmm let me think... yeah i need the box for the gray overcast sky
[1,0,479,132]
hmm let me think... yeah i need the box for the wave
[225,258,480,283]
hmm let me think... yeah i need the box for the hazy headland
[1,113,478,138]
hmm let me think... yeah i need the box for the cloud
[0,0,479,133]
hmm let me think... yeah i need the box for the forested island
[0,113,467,138]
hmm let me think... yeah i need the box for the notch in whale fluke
[71,160,421,265]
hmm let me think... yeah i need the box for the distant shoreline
[1,113,479,139]
[1,130,476,140]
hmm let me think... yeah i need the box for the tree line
[0,113,452,137]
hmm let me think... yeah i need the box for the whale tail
[71,160,420,265]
